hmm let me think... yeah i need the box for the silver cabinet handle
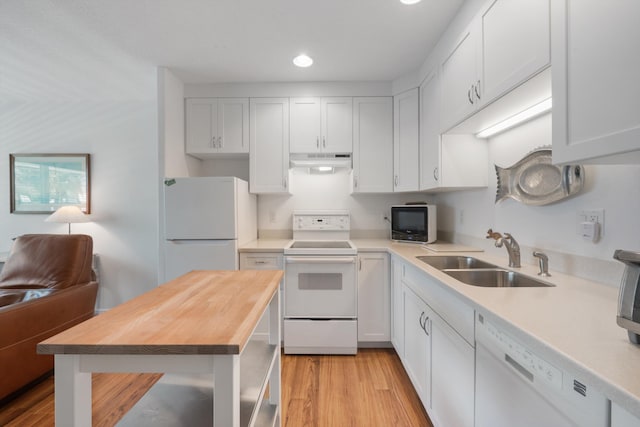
[316,137,319,149]
[419,312,425,329]
[423,316,430,336]
[433,167,439,181]
[394,175,399,187]
[468,87,474,105]
[283,176,287,189]
[475,80,481,100]
[323,136,326,148]
[218,136,223,148]
[211,136,215,148]
[359,258,362,271]
[354,176,358,188]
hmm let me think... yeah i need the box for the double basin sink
[417,256,553,288]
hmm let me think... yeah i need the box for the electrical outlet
[577,209,605,237]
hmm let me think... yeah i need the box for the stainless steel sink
[417,256,498,270]
[443,269,554,288]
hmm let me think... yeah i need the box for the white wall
[1,2,161,310]
[435,113,640,282]
[258,169,433,238]
[160,68,201,178]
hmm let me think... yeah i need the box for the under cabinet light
[400,0,422,4]
[293,54,313,68]
[476,98,553,139]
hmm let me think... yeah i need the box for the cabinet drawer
[240,254,282,270]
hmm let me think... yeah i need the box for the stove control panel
[293,211,350,231]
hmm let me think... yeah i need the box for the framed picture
[10,154,91,214]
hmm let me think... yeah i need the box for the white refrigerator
[163,176,257,281]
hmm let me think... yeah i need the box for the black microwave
[391,205,437,244]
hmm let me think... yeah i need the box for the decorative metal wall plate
[495,147,584,206]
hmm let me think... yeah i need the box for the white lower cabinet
[430,313,474,427]
[357,252,390,343]
[240,252,284,339]
[391,257,404,356]
[393,259,475,427]
[402,285,432,407]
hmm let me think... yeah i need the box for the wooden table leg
[213,354,240,427]
[54,354,92,426]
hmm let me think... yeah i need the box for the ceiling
[2,0,464,84]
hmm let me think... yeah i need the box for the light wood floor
[0,349,432,427]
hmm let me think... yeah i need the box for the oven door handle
[285,256,356,264]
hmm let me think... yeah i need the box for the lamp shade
[45,206,90,224]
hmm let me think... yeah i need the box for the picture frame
[10,153,91,214]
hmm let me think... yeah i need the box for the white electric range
[283,211,358,355]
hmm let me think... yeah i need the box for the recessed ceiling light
[400,0,422,4]
[293,54,313,68]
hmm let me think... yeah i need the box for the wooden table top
[38,270,283,356]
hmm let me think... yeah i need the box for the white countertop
[239,239,292,252]
[240,238,640,416]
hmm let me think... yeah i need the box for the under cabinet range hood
[289,153,352,173]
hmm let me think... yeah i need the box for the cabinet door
[419,70,441,190]
[402,285,431,408]
[440,20,480,131]
[249,98,290,193]
[218,98,249,154]
[185,98,218,154]
[357,253,390,343]
[290,98,321,153]
[352,97,393,193]
[240,253,284,338]
[393,88,420,192]
[391,258,404,357]
[430,314,474,427]
[480,0,550,106]
[321,97,353,153]
[552,0,640,164]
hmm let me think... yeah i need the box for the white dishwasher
[475,313,609,427]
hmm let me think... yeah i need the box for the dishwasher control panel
[477,314,563,390]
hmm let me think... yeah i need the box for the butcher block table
[38,270,283,427]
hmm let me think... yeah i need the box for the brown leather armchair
[0,234,98,402]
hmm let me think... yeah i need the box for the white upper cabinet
[290,97,353,153]
[420,69,488,191]
[480,0,550,106]
[352,97,393,193]
[186,98,249,158]
[551,0,640,164]
[420,70,441,190]
[249,98,290,194]
[393,88,420,192]
[440,0,550,132]
[440,20,481,132]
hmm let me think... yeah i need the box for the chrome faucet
[533,251,551,277]
[486,229,521,268]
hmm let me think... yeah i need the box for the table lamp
[45,206,90,234]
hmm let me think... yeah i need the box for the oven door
[284,256,357,318]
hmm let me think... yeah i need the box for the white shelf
[118,292,281,427]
